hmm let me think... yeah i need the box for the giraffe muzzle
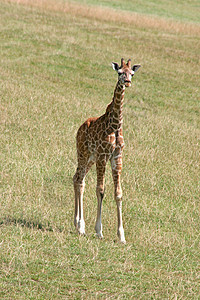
[125,80,131,87]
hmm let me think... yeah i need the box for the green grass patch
[71,0,200,23]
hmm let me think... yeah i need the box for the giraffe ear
[111,62,119,71]
[132,65,141,72]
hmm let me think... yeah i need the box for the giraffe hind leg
[95,189,104,238]
[95,158,107,239]
[73,159,94,235]
[73,168,86,235]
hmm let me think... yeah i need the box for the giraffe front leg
[111,153,126,244]
[95,159,106,239]
[116,198,126,244]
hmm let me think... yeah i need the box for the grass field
[72,0,200,23]
[0,0,200,298]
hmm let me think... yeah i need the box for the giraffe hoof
[78,231,85,236]
[95,223,103,239]
[78,229,85,236]
[96,233,104,239]
[120,239,126,244]
[78,220,85,235]
[117,229,126,244]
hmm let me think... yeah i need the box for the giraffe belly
[96,132,120,159]
[87,131,124,163]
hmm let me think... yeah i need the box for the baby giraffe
[73,58,141,243]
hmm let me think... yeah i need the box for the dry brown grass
[7,0,200,36]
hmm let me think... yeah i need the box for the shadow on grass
[0,216,64,233]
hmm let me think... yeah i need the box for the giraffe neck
[106,80,125,132]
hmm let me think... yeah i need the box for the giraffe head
[112,58,141,87]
